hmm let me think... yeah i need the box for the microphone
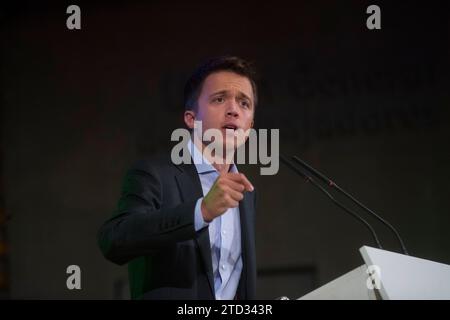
[280,155,383,250]
[291,155,409,255]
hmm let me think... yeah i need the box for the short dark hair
[184,56,258,111]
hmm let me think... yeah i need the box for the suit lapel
[237,190,255,299]
[174,162,215,297]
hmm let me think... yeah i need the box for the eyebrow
[210,90,253,103]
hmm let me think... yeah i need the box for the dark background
[1,0,449,299]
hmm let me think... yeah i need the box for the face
[184,71,255,151]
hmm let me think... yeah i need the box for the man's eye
[240,100,250,108]
[213,97,224,103]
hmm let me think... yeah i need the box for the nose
[225,100,239,118]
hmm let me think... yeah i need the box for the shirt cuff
[194,197,209,231]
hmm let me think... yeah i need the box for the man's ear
[184,110,196,129]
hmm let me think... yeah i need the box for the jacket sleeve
[97,161,197,265]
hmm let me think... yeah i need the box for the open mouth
[223,124,238,131]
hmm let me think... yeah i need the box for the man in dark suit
[98,56,258,300]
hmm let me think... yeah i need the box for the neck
[212,162,230,174]
[192,137,234,173]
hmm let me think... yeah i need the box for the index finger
[226,173,254,192]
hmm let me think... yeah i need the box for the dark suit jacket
[97,152,257,300]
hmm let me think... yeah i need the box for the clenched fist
[201,172,254,222]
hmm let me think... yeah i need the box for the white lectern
[299,246,450,300]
